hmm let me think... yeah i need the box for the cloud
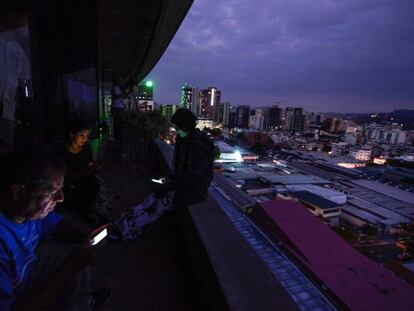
[149,0,414,112]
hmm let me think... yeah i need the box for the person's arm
[11,242,95,311]
[154,141,208,197]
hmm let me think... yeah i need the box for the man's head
[0,147,67,222]
[171,109,197,138]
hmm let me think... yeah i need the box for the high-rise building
[211,87,221,122]
[228,107,237,128]
[261,107,270,131]
[160,104,178,120]
[199,87,220,120]
[218,102,230,126]
[199,89,210,118]
[249,108,265,131]
[236,105,250,128]
[181,82,191,109]
[321,117,345,133]
[285,107,305,133]
[180,82,199,115]
[308,112,326,124]
[267,105,282,131]
[385,129,407,144]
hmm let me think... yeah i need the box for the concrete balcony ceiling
[97,0,193,80]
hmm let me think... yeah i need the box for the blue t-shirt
[0,212,63,310]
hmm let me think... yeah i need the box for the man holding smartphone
[0,148,109,310]
[155,109,215,208]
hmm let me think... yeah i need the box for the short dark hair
[171,109,197,132]
[0,147,67,193]
[65,118,90,144]
[66,118,90,134]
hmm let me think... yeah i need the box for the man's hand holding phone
[152,177,174,198]
[89,225,109,246]
[65,225,109,276]
[151,178,165,184]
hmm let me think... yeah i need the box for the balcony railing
[155,139,336,311]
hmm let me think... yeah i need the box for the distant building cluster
[157,82,414,168]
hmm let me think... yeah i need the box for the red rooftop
[250,199,414,311]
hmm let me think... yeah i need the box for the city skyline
[148,0,414,113]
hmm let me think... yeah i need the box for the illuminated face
[72,129,90,147]
[22,174,65,220]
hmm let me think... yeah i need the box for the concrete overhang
[97,0,193,81]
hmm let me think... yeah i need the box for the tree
[122,110,169,167]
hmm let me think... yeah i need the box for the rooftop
[338,180,414,220]
[352,179,414,204]
[261,175,331,186]
[285,184,346,204]
[299,151,364,165]
[251,200,414,311]
[290,191,342,210]
[347,198,411,225]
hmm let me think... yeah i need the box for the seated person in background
[0,147,109,311]
[54,119,100,221]
[155,109,215,208]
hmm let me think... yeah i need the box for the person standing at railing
[110,78,125,143]
[155,108,215,208]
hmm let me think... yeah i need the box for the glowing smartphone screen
[151,178,164,184]
[90,228,108,245]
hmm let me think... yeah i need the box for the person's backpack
[198,131,215,192]
[174,129,215,205]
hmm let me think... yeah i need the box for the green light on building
[146,80,153,87]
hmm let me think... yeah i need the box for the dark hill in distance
[391,110,414,119]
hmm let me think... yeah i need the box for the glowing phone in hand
[151,178,165,184]
[90,227,108,245]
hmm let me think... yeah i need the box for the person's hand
[81,161,98,176]
[88,161,100,172]
[66,224,108,271]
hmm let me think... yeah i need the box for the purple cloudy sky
[148,0,414,113]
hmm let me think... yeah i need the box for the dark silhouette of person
[111,78,125,143]
[156,109,215,207]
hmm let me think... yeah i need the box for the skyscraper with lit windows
[285,107,305,132]
[199,87,220,120]
[181,82,199,116]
